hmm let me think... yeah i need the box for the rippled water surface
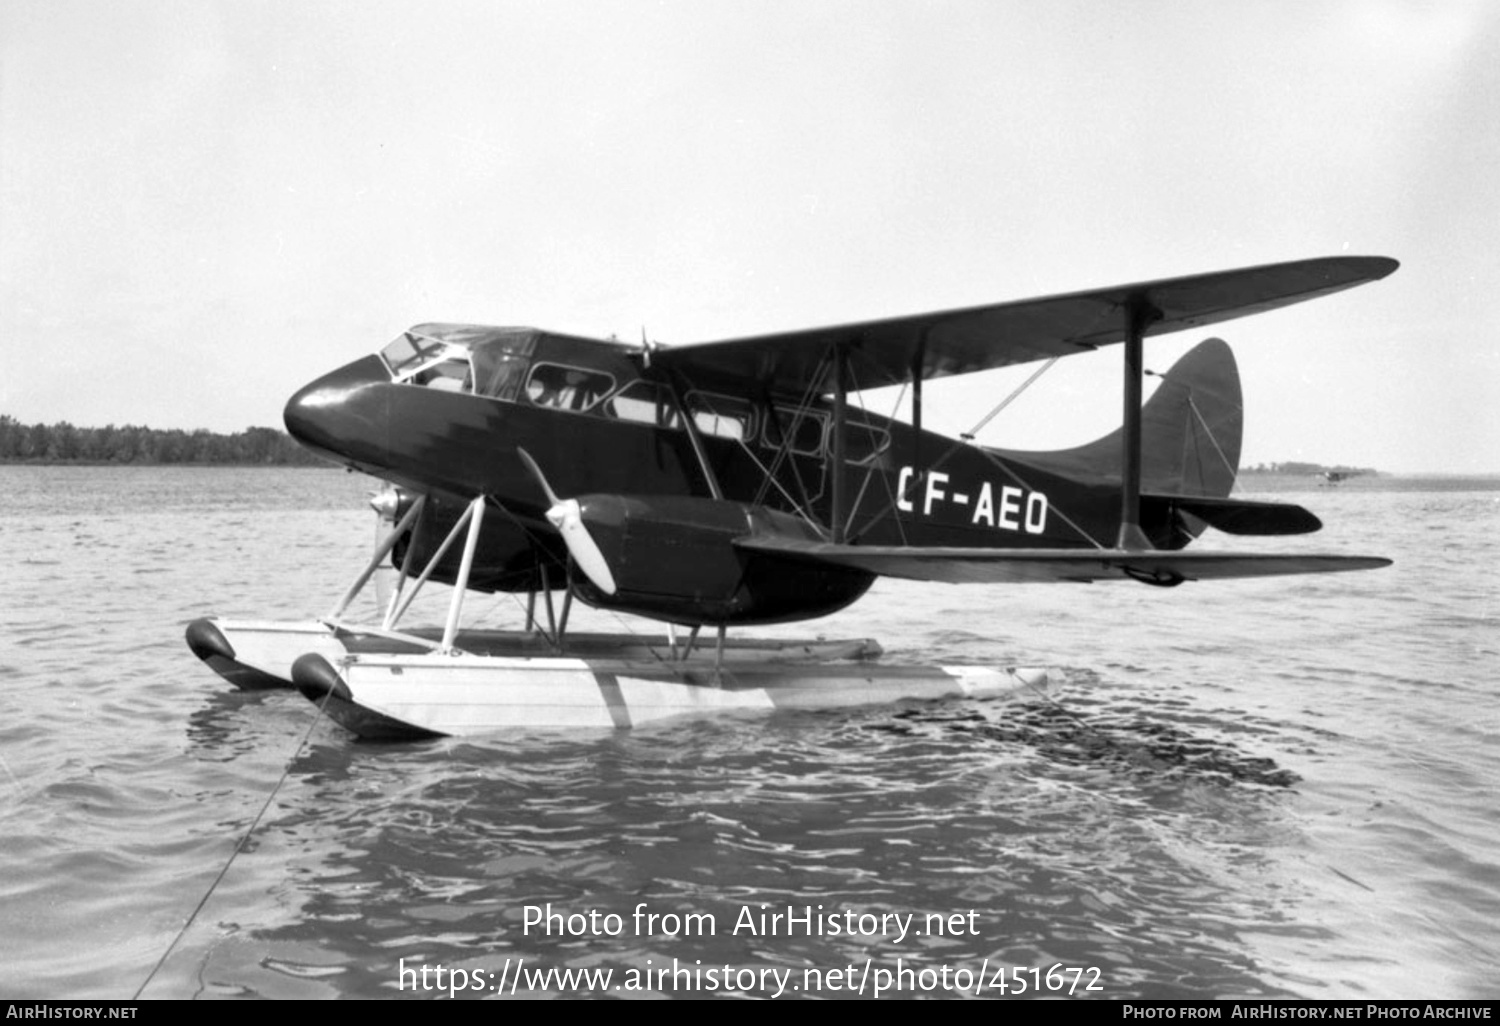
[1,466,1496,999]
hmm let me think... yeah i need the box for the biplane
[186,255,1396,737]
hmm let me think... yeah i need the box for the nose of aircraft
[282,355,389,464]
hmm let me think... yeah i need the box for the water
[1,466,1496,999]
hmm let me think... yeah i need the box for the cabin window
[686,392,754,442]
[470,350,529,400]
[604,381,682,428]
[762,406,827,456]
[525,363,615,413]
[469,331,536,400]
[412,358,472,393]
[843,424,891,466]
[598,383,752,441]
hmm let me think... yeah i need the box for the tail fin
[993,339,1321,544]
[1000,337,1243,498]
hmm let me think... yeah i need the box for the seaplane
[186,255,1397,738]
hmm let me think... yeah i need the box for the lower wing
[736,536,1391,586]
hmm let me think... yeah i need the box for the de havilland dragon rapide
[185,256,1397,738]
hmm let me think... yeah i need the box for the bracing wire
[1185,396,1239,481]
[960,357,1060,441]
[134,690,333,999]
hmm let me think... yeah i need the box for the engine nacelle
[390,490,564,593]
[568,495,874,626]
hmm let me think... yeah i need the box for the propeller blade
[516,447,561,506]
[544,497,618,595]
[516,448,618,596]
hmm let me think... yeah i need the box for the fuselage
[283,324,1217,624]
[285,326,1130,540]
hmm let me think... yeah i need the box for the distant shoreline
[1238,468,1500,481]
[0,417,323,466]
[1234,471,1500,493]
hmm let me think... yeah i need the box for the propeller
[516,448,618,596]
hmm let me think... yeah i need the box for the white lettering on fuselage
[896,465,1048,534]
[923,471,948,515]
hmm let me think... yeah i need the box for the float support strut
[440,496,486,653]
[330,494,426,622]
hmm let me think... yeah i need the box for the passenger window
[604,381,681,428]
[471,351,529,400]
[763,407,826,456]
[687,393,753,442]
[525,363,615,412]
[844,424,891,465]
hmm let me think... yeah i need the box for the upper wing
[655,255,1397,396]
[736,535,1392,585]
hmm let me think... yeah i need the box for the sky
[2,0,1497,473]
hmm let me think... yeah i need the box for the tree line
[0,415,324,465]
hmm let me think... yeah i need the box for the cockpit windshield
[379,324,537,400]
[380,332,449,376]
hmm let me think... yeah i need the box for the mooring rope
[133,690,332,999]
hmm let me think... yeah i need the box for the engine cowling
[390,489,565,593]
[564,495,875,626]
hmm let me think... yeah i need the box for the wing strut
[907,336,925,511]
[666,371,724,500]
[1118,296,1162,550]
[830,344,849,543]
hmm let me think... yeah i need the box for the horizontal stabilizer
[1144,494,1322,536]
[737,536,1390,586]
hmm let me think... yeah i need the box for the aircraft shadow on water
[184,256,1397,739]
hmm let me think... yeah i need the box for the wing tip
[1349,254,1400,281]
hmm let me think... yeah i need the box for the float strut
[680,625,702,663]
[539,564,559,648]
[381,496,426,630]
[558,582,574,647]
[440,495,486,653]
[384,496,471,629]
[330,494,426,622]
